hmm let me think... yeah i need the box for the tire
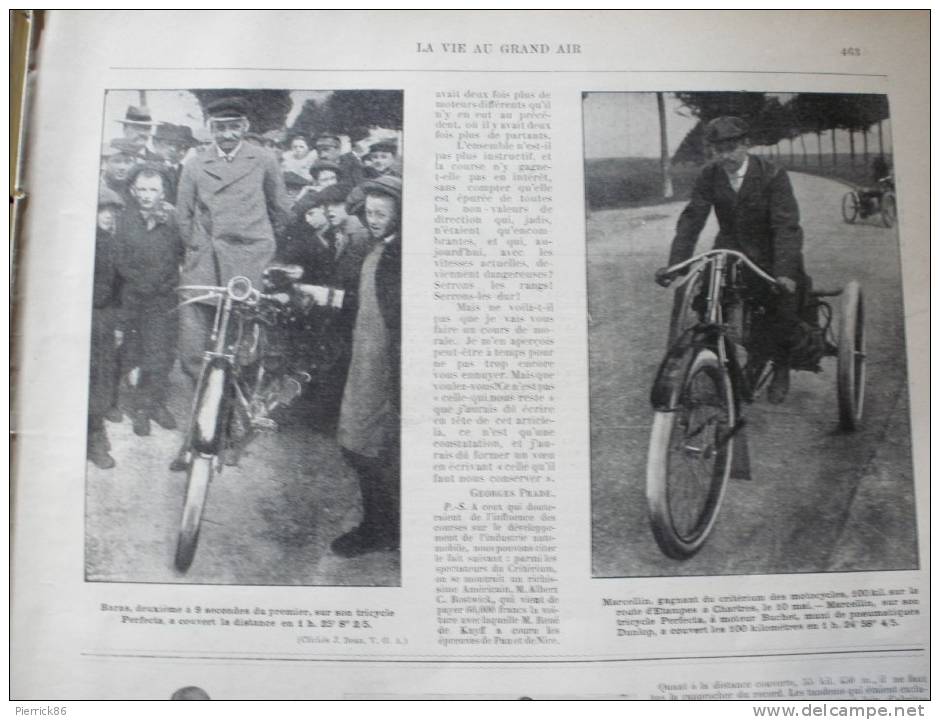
[841,191,859,224]
[881,191,897,228]
[646,348,735,559]
[175,454,213,572]
[837,280,866,431]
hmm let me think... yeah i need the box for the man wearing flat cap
[656,115,808,403]
[172,96,292,468]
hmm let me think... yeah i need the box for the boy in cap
[656,115,808,403]
[283,170,313,204]
[320,132,366,188]
[100,140,140,206]
[331,174,401,557]
[364,140,399,178]
[309,160,342,191]
[88,186,126,468]
[116,164,183,436]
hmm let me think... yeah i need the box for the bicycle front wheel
[175,455,213,572]
[647,348,735,559]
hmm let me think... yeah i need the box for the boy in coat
[331,175,401,558]
[116,164,183,436]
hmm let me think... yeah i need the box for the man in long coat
[175,97,292,381]
[657,116,807,403]
[172,97,291,469]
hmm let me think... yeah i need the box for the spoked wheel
[881,191,897,228]
[841,190,860,224]
[841,191,859,224]
[175,455,213,571]
[837,281,866,431]
[647,348,735,559]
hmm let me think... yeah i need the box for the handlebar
[177,274,343,311]
[661,249,779,289]
[176,276,289,309]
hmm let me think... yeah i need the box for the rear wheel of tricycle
[841,191,859,224]
[647,348,735,559]
[837,280,866,431]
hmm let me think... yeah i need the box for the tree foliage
[289,91,404,140]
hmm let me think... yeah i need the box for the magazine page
[10,9,929,704]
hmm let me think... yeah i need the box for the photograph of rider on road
[583,91,916,578]
[655,115,808,405]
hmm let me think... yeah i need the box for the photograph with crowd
[87,89,404,586]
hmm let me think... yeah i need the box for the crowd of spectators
[89,97,402,558]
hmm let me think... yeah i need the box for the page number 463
[842,47,862,56]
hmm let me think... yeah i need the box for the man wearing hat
[88,186,126,469]
[116,105,160,159]
[152,123,198,204]
[332,174,401,558]
[656,115,808,403]
[173,96,292,468]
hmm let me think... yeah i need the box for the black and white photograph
[86,88,404,585]
[585,91,917,577]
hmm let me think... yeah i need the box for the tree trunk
[848,128,856,167]
[862,127,869,164]
[656,92,674,199]
[789,138,794,163]
[878,120,885,155]
[817,131,823,167]
[831,128,838,167]
[799,134,807,165]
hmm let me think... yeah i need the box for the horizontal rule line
[107,67,888,78]
[82,647,924,664]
